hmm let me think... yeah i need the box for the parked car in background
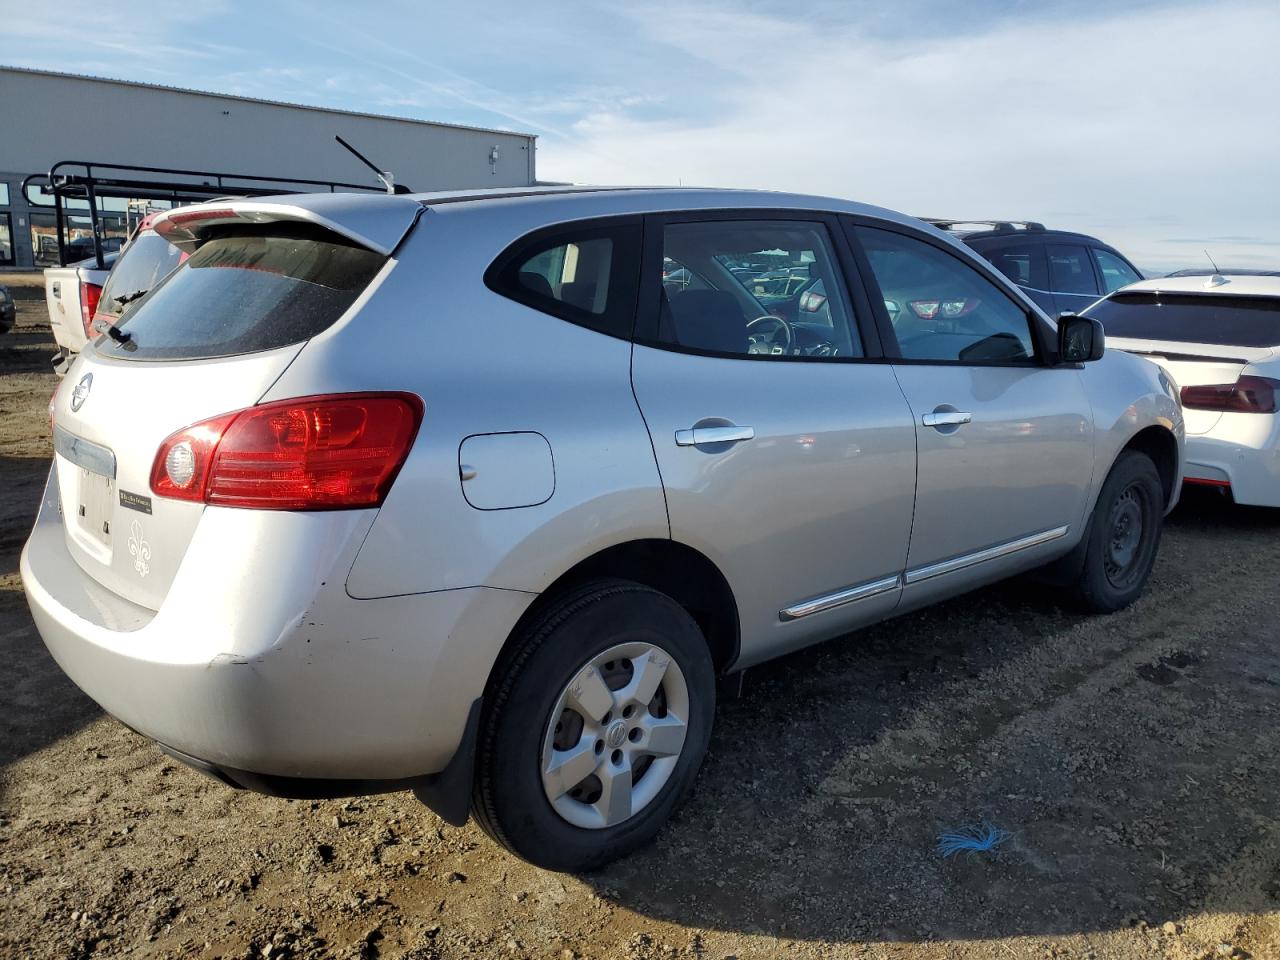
[0,284,15,334]
[1165,268,1280,279]
[926,220,1144,316]
[25,187,1182,873]
[1086,274,1280,507]
[43,251,118,372]
[43,217,185,374]
[65,236,124,262]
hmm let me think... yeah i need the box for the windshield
[1085,292,1280,347]
[96,223,386,361]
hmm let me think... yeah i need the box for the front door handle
[674,424,755,447]
[922,410,972,428]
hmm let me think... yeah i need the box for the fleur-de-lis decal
[128,520,151,578]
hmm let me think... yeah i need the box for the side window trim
[840,215,1055,367]
[634,208,885,362]
[484,214,643,341]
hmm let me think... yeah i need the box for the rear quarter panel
[264,203,670,599]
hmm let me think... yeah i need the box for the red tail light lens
[1180,376,1280,414]
[909,300,940,320]
[80,281,103,337]
[799,290,828,313]
[150,394,423,509]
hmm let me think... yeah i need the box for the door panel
[889,363,1094,573]
[850,223,1095,596]
[630,214,917,666]
[633,347,917,665]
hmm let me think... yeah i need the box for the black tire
[471,578,715,872]
[1073,450,1164,613]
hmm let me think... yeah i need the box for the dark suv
[925,220,1143,316]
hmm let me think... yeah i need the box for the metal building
[0,66,538,269]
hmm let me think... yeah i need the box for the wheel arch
[492,538,740,682]
[1117,424,1180,512]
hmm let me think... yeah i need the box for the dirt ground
[1,275,1278,960]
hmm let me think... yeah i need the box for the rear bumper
[21,467,534,783]
[1184,415,1280,508]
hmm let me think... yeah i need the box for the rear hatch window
[95,231,185,323]
[95,223,386,361]
[1086,292,1280,347]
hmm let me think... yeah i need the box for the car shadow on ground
[0,454,103,770]
[583,495,1280,944]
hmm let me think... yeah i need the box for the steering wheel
[746,314,794,355]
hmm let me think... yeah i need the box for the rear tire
[1073,450,1164,613]
[472,578,715,872]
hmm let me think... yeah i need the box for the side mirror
[1057,313,1105,363]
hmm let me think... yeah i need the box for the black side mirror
[1057,313,1105,363]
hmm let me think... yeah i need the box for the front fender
[1078,350,1185,518]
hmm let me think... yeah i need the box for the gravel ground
[1,276,1278,960]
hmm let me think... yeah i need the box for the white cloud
[539,0,1280,270]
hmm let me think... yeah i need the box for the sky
[2,0,1278,273]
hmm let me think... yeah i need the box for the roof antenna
[335,135,412,194]
[1203,249,1228,288]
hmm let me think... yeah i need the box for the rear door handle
[674,424,755,447]
[922,410,972,428]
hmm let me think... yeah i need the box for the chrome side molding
[779,574,901,621]
[904,525,1069,585]
[52,424,117,479]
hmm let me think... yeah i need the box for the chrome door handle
[922,411,972,428]
[674,424,755,447]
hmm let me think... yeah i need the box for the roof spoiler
[22,159,402,270]
[152,194,424,257]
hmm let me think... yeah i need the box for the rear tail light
[150,393,423,509]
[1180,376,1280,414]
[909,300,940,320]
[799,291,828,313]
[80,281,103,337]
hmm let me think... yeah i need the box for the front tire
[1074,450,1164,612]
[472,579,715,872]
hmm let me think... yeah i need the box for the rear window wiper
[92,319,136,349]
[113,288,148,306]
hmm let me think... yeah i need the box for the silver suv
[23,188,1184,872]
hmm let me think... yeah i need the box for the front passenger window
[857,227,1036,363]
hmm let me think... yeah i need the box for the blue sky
[3,0,1278,271]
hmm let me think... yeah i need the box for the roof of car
[407,184,914,221]
[1111,275,1280,298]
[155,184,960,248]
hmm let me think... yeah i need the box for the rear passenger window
[857,226,1036,363]
[984,243,1048,290]
[487,221,642,339]
[1047,244,1099,295]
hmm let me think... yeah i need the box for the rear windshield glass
[96,224,385,361]
[95,231,185,321]
[1085,293,1280,347]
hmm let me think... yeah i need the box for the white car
[1086,274,1280,507]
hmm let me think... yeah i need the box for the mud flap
[412,697,483,827]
